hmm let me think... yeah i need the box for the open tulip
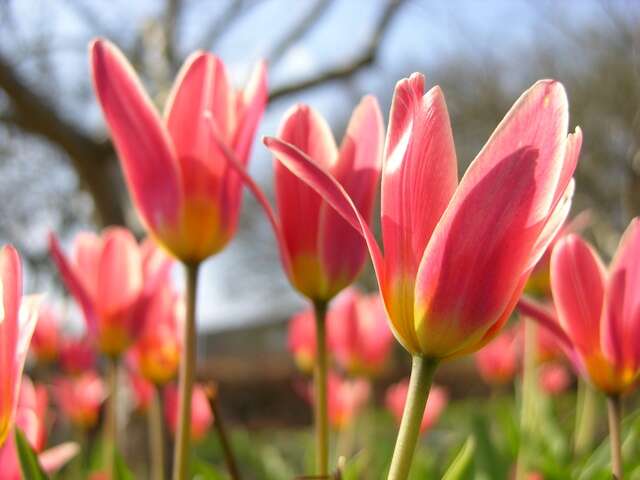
[49,229,172,357]
[0,245,39,447]
[385,381,447,435]
[164,384,213,442]
[475,328,520,387]
[0,377,78,480]
[53,371,106,429]
[30,305,61,364]
[90,38,267,263]
[262,74,580,480]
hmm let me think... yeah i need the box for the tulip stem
[573,379,597,457]
[607,394,623,480]
[106,356,119,479]
[206,385,242,480]
[387,355,438,480]
[172,262,200,480]
[149,385,165,480]
[313,299,329,476]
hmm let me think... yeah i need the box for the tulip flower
[30,305,61,364]
[49,229,172,357]
[288,307,320,374]
[385,381,447,435]
[59,335,97,376]
[164,384,213,442]
[475,328,520,387]
[0,245,39,447]
[128,370,155,414]
[0,377,78,480]
[329,288,393,376]
[326,374,370,431]
[53,371,106,429]
[262,74,580,479]
[539,363,571,395]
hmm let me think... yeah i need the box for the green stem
[106,356,119,479]
[313,300,329,476]
[573,378,597,457]
[209,390,242,480]
[607,394,623,480]
[149,385,165,480]
[172,262,200,480]
[387,355,438,480]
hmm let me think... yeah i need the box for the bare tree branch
[268,0,405,102]
[266,0,334,66]
[195,0,246,51]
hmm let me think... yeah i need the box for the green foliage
[15,428,48,480]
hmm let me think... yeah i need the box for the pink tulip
[326,374,370,430]
[49,229,172,357]
[164,384,213,442]
[328,288,393,376]
[263,74,580,359]
[539,363,571,395]
[130,281,183,385]
[53,371,106,429]
[475,328,520,386]
[30,305,61,364]
[0,377,78,480]
[90,39,267,263]
[385,381,447,434]
[288,308,318,373]
[59,335,97,375]
[535,220,640,394]
[128,369,155,414]
[0,245,39,447]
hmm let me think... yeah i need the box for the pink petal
[96,228,143,317]
[72,231,103,301]
[414,80,571,357]
[517,296,573,350]
[320,96,383,291]
[39,442,80,473]
[0,245,21,367]
[90,39,182,234]
[550,234,606,358]
[233,60,268,165]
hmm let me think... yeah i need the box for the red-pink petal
[550,234,606,358]
[90,39,182,233]
[414,80,571,357]
[72,232,103,301]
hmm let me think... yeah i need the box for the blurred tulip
[288,308,318,373]
[539,363,571,395]
[329,288,393,376]
[59,335,96,376]
[475,328,520,386]
[53,371,106,429]
[264,75,580,360]
[0,377,78,480]
[90,38,267,263]
[0,245,39,447]
[326,374,370,431]
[525,211,590,298]
[164,384,213,442]
[385,381,448,434]
[128,369,155,414]
[49,229,172,357]
[30,305,61,364]
[130,282,183,385]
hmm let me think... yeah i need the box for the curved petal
[90,39,182,234]
[550,234,606,358]
[413,80,571,358]
[72,232,103,301]
[0,245,21,360]
[39,442,80,473]
[233,59,268,165]
[319,96,383,294]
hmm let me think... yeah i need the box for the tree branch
[268,0,405,102]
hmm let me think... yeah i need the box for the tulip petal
[96,228,143,317]
[382,76,457,282]
[233,60,268,165]
[0,245,21,358]
[48,234,97,335]
[517,296,573,350]
[413,80,571,357]
[319,96,383,290]
[602,218,640,369]
[39,442,79,473]
[550,234,606,358]
[90,39,182,233]
[72,232,103,301]
[264,136,384,289]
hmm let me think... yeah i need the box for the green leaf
[14,428,48,480]
[113,451,135,480]
[190,458,226,480]
[442,437,476,480]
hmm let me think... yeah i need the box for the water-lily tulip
[475,328,520,386]
[385,381,447,435]
[164,384,213,442]
[30,305,61,364]
[329,288,393,376]
[0,245,39,447]
[49,229,172,357]
[53,371,106,429]
[90,38,267,263]
[0,377,78,480]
